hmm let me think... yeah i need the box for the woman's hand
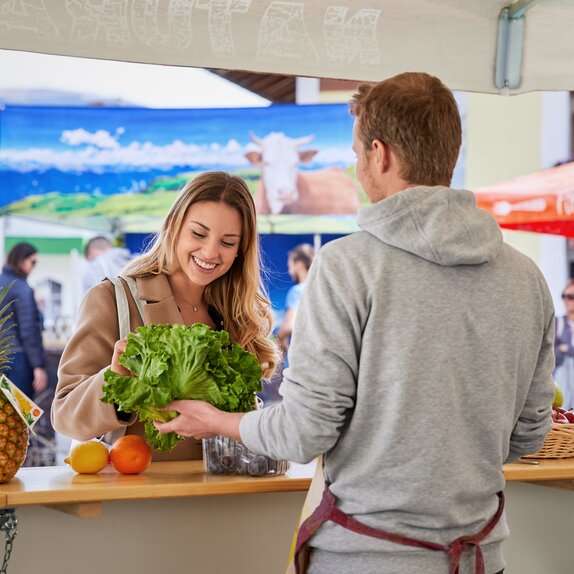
[111,338,132,376]
[32,367,48,393]
[154,400,244,440]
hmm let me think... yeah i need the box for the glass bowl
[202,436,289,476]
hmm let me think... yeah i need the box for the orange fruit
[109,435,152,474]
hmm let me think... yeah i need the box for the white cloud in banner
[314,146,355,166]
[60,128,121,149]
[0,138,354,172]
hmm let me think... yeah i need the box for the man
[276,243,315,353]
[155,73,554,574]
[82,236,132,294]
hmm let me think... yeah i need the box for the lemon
[64,441,109,474]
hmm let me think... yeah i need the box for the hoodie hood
[356,186,503,266]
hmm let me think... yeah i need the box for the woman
[52,172,279,461]
[554,278,574,410]
[0,242,48,397]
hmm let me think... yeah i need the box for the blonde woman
[52,171,279,461]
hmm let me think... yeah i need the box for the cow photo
[245,132,361,216]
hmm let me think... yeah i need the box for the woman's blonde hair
[123,171,279,378]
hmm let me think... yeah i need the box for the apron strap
[295,486,504,574]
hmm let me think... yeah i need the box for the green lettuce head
[102,323,262,452]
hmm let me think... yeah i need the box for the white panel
[1,1,574,93]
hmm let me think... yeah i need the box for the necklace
[175,294,202,312]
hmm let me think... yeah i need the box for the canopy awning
[473,161,574,237]
[1,1,574,94]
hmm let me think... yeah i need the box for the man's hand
[153,400,245,440]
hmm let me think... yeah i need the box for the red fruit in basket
[552,410,569,424]
[564,410,574,423]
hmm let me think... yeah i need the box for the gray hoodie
[241,186,555,573]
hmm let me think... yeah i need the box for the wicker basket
[523,424,574,459]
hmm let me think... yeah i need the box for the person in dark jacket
[0,243,47,397]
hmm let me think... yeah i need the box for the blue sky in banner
[0,103,356,205]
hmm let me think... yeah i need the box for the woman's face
[19,254,37,277]
[173,200,242,287]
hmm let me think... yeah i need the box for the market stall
[1,2,574,574]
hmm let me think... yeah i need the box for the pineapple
[0,284,29,482]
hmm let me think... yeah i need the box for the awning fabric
[473,162,574,238]
[1,1,574,94]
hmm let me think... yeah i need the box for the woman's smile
[192,255,217,271]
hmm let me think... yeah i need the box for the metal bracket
[495,0,540,90]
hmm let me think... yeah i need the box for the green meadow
[0,167,366,234]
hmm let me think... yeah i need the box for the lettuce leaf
[101,323,262,451]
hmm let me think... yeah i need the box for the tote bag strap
[99,275,146,447]
[107,275,145,339]
[120,275,146,326]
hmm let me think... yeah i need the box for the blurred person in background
[276,243,315,353]
[259,243,315,406]
[553,278,574,409]
[82,235,132,294]
[0,242,47,397]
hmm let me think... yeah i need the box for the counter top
[1,458,573,516]
[503,458,574,482]
[0,460,314,512]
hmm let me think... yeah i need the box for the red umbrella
[473,161,574,238]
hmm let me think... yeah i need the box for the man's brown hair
[349,73,462,186]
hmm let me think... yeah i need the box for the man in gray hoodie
[155,73,555,574]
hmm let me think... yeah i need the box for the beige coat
[52,273,203,461]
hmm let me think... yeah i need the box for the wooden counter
[0,461,316,574]
[504,457,574,483]
[2,459,574,574]
[0,457,568,516]
[0,460,312,510]
[2,458,572,513]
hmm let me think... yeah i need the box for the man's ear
[371,139,391,174]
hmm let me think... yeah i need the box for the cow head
[245,132,318,214]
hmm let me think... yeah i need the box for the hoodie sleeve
[506,282,555,462]
[240,243,364,463]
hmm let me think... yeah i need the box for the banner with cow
[0,101,466,234]
[0,103,359,234]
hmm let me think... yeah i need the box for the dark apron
[294,484,504,574]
